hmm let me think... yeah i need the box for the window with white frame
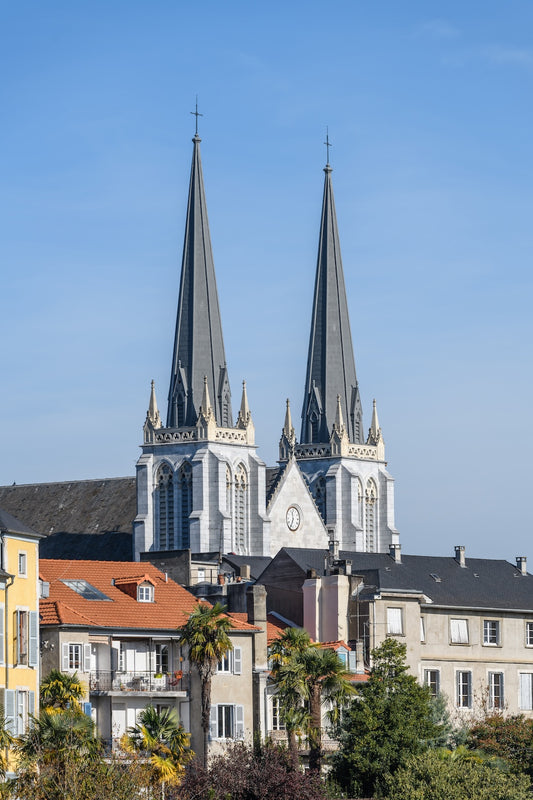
[450,618,469,644]
[138,583,154,602]
[118,641,125,672]
[489,672,504,709]
[271,696,285,731]
[526,622,533,647]
[68,644,82,671]
[62,642,91,673]
[4,689,35,736]
[217,647,241,675]
[18,552,27,577]
[387,607,403,635]
[15,611,38,667]
[456,671,472,708]
[519,673,533,710]
[210,704,244,739]
[155,643,169,674]
[420,616,426,643]
[424,669,440,698]
[483,619,500,646]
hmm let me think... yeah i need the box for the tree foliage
[331,637,443,797]
[382,749,532,800]
[175,740,330,800]
[40,669,85,711]
[467,713,533,775]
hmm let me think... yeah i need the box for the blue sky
[2,1,532,560]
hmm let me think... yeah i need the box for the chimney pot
[455,546,466,568]
[517,557,527,576]
[389,544,401,563]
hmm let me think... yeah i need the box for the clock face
[286,506,301,531]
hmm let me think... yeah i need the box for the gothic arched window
[176,393,185,428]
[234,463,248,554]
[226,466,232,515]
[310,412,319,443]
[156,463,174,550]
[177,462,192,549]
[365,479,377,552]
[314,477,326,523]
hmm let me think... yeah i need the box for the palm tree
[177,602,233,768]
[123,705,193,799]
[40,669,85,711]
[269,627,312,768]
[0,708,13,780]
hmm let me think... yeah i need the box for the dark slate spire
[167,134,232,429]
[301,160,363,444]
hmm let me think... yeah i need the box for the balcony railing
[89,670,188,693]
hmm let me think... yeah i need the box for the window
[156,463,174,550]
[365,480,377,552]
[16,611,38,667]
[234,464,248,554]
[526,622,533,647]
[62,642,91,673]
[456,671,472,708]
[118,641,125,672]
[62,580,110,601]
[489,672,504,709]
[4,689,35,736]
[177,462,192,549]
[218,652,231,673]
[16,610,28,665]
[420,617,426,643]
[156,643,169,674]
[387,607,403,635]
[424,669,440,698]
[138,583,154,602]
[68,644,82,671]
[271,696,285,731]
[483,620,500,646]
[217,647,242,675]
[210,704,244,739]
[197,568,206,583]
[450,618,469,644]
[18,552,27,577]
[519,673,533,710]
[314,477,326,523]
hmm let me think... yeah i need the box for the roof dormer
[113,574,156,602]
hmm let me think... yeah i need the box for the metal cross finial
[190,96,203,136]
[324,127,332,165]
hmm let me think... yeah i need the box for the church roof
[263,548,533,612]
[167,133,232,429]
[0,478,136,560]
[301,161,362,445]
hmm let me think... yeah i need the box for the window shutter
[29,611,38,667]
[235,705,244,739]
[233,647,242,675]
[0,604,4,666]
[387,608,402,635]
[520,673,532,710]
[14,610,20,663]
[83,702,92,717]
[84,644,92,672]
[209,705,218,740]
[17,691,24,735]
[62,642,70,671]
[348,650,356,672]
[29,690,35,719]
[4,689,15,736]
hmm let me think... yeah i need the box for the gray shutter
[29,690,35,720]
[83,702,92,717]
[84,644,92,672]
[348,650,357,673]
[235,705,244,739]
[14,611,20,664]
[4,689,15,736]
[0,604,4,666]
[233,647,242,675]
[209,705,218,740]
[29,611,38,667]
[62,642,70,671]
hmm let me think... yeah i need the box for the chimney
[240,564,251,581]
[517,557,527,576]
[389,544,401,564]
[328,527,339,561]
[454,546,466,568]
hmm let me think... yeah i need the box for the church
[133,128,400,561]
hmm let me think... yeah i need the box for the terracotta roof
[225,612,260,632]
[39,560,258,633]
[114,574,156,587]
[318,640,351,651]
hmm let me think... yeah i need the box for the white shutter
[17,691,24,735]
[450,618,468,644]
[4,689,15,736]
[387,608,402,635]
[84,644,92,672]
[209,705,218,740]
[233,647,242,675]
[29,611,38,667]
[520,673,532,710]
[348,650,357,672]
[235,705,244,739]
[0,604,4,665]
[62,642,70,671]
[420,617,425,642]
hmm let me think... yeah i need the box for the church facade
[133,132,399,560]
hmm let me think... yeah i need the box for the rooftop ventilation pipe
[454,546,466,568]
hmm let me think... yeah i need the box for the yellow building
[0,508,42,761]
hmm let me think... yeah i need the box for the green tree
[177,602,233,768]
[382,749,531,800]
[331,637,443,797]
[467,713,533,775]
[40,669,85,711]
[123,705,193,799]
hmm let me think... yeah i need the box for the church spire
[167,129,232,429]
[301,154,363,445]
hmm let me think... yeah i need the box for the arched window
[357,478,364,530]
[176,393,185,428]
[234,464,248,554]
[156,463,174,550]
[177,462,192,549]
[310,412,319,443]
[365,479,377,552]
[226,466,232,515]
[314,477,326,523]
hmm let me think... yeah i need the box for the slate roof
[221,554,272,581]
[272,548,533,612]
[39,559,258,633]
[0,507,42,537]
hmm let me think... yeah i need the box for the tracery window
[314,477,326,523]
[365,479,377,552]
[234,464,248,554]
[310,412,319,443]
[177,462,192,549]
[156,464,174,550]
[357,478,363,529]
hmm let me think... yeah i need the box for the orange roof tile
[39,559,258,633]
[266,613,290,645]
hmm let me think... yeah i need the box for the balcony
[89,670,188,694]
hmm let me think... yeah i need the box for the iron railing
[89,670,188,693]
